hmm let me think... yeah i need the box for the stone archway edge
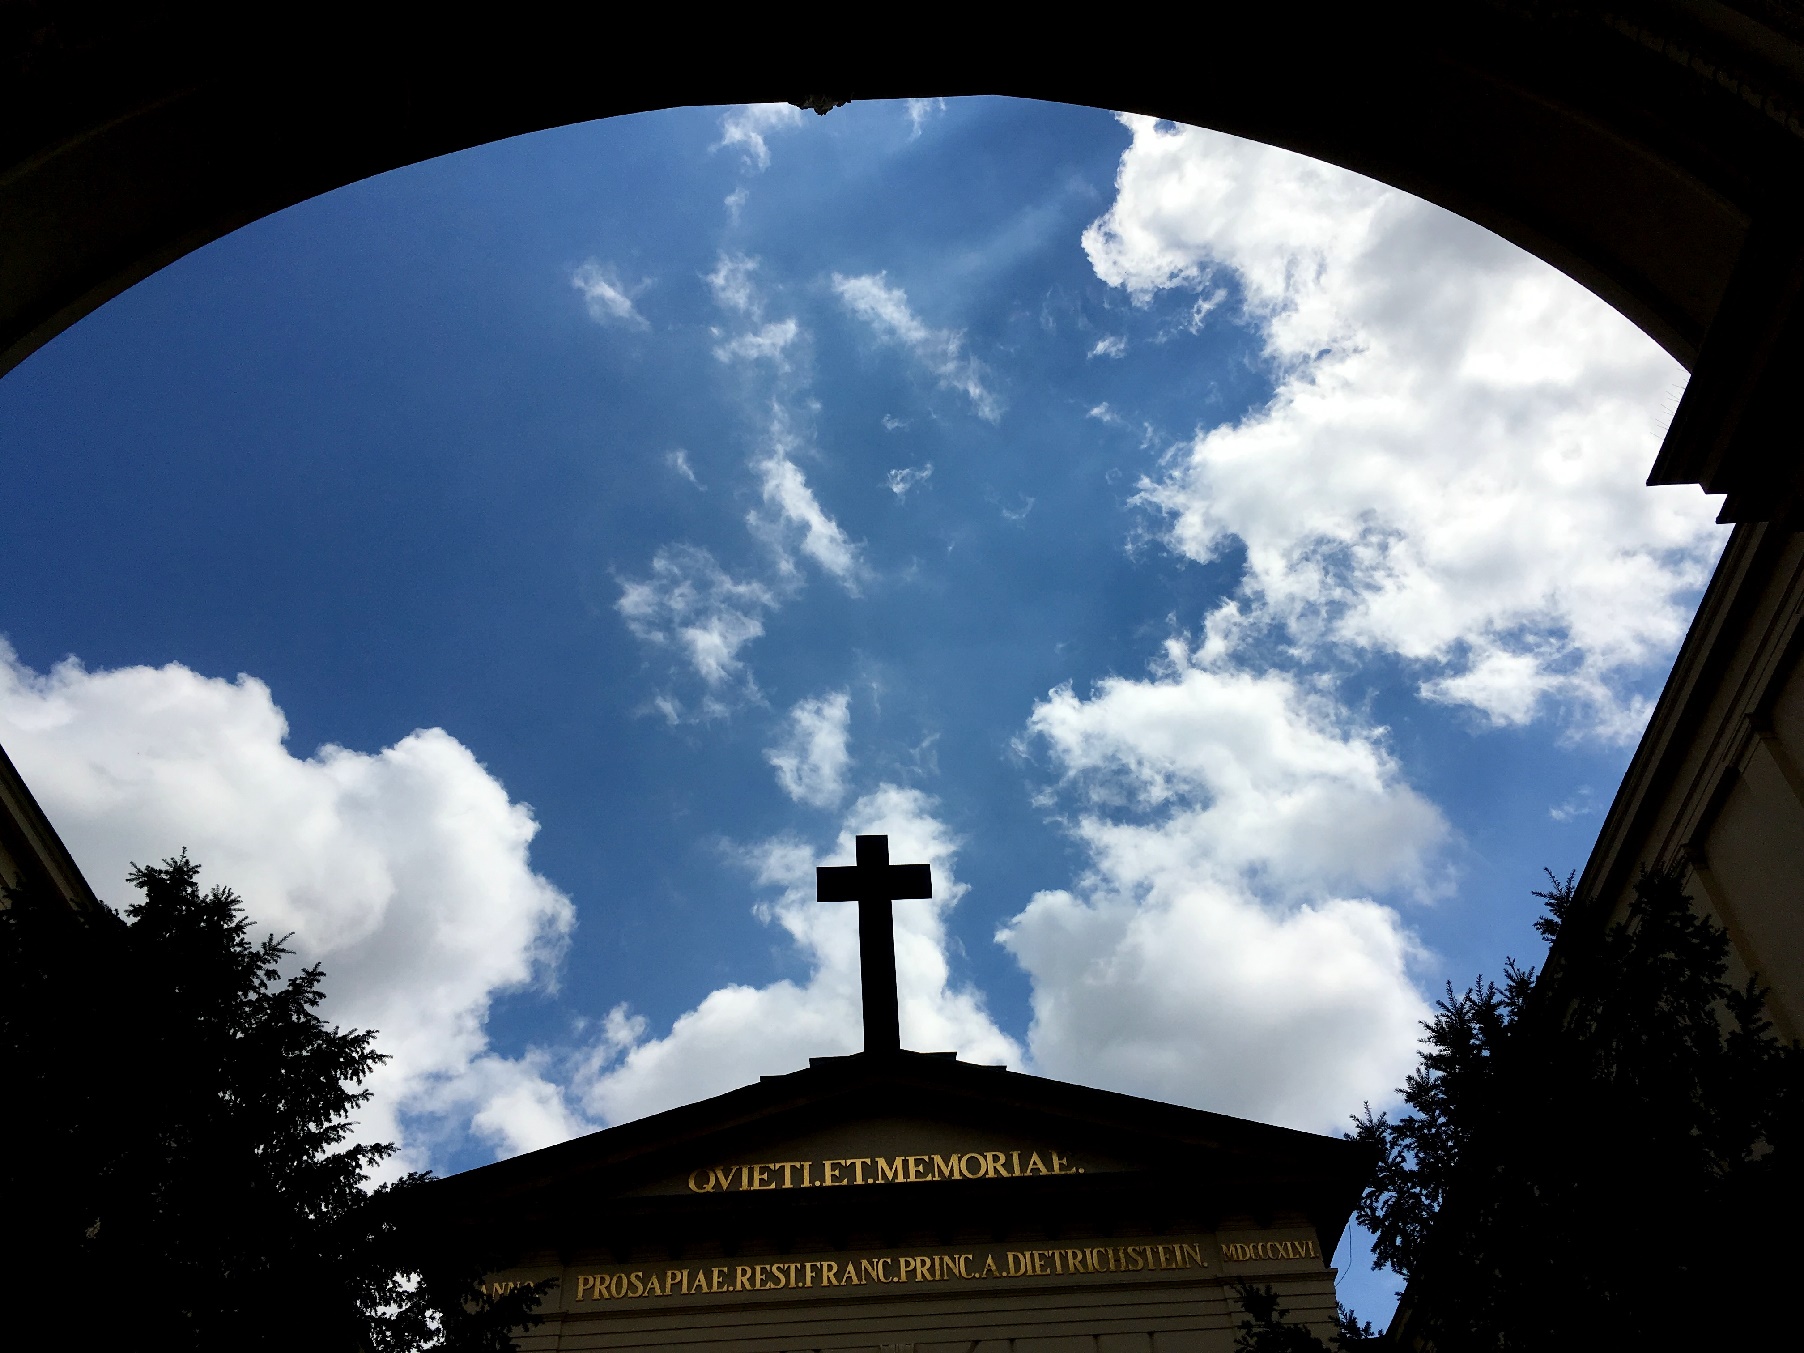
[5,5,1803,514]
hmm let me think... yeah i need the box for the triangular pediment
[424,1051,1368,1256]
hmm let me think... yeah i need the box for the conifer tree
[1233,867,1802,1351]
[1,854,545,1351]
[1354,867,1803,1351]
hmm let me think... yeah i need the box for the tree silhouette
[1,854,545,1351]
[1236,867,1803,1351]
[1361,867,1803,1350]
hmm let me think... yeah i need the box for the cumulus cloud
[578,786,1019,1124]
[765,691,853,809]
[1083,115,1722,738]
[0,642,577,1166]
[1026,651,1448,902]
[716,103,804,172]
[1003,645,1442,1130]
[615,545,778,715]
[833,273,1002,421]
[571,260,649,328]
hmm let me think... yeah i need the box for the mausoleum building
[419,837,1369,1353]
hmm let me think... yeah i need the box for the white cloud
[666,448,701,486]
[716,103,804,172]
[706,253,763,316]
[620,258,860,712]
[887,463,933,498]
[1026,653,1449,901]
[1089,335,1128,359]
[571,260,648,328]
[1003,646,1442,1131]
[1549,788,1596,822]
[832,272,1002,421]
[0,642,577,1167]
[1187,288,1228,332]
[765,690,853,808]
[713,318,800,367]
[905,98,946,139]
[578,786,1020,1124]
[1083,115,1723,738]
[615,545,778,714]
[707,255,804,369]
[999,495,1034,523]
[749,416,863,588]
[1002,879,1426,1134]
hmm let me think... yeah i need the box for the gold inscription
[571,1240,1211,1303]
[1219,1239,1319,1262]
[686,1149,1082,1192]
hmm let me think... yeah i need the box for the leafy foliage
[1353,867,1804,1351]
[0,854,546,1351]
[1232,1283,1374,1352]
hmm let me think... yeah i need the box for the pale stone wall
[493,1225,1338,1353]
[1575,522,1804,1035]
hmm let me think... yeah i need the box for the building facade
[423,1050,1367,1353]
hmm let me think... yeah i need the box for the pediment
[425,1051,1369,1253]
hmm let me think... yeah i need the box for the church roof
[421,1049,1373,1259]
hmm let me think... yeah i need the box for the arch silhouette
[5,6,1803,516]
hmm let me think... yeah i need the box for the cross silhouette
[816,834,932,1054]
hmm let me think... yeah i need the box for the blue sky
[0,97,1723,1317]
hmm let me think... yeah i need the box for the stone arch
[3,6,1800,510]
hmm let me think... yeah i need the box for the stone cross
[816,834,932,1054]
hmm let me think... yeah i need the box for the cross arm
[815,862,932,902]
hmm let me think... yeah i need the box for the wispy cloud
[905,98,947,140]
[707,255,804,369]
[1088,335,1127,359]
[707,253,762,316]
[617,256,864,717]
[887,463,933,499]
[716,103,804,172]
[666,448,701,487]
[571,260,649,328]
[713,319,800,367]
[1549,788,1596,822]
[749,418,863,589]
[615,545,778,716]
[832,272,1002,421]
